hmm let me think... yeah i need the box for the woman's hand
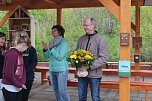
[49,41,54,49]
[42,41,48,50]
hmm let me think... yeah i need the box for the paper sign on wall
[118,61,131,77]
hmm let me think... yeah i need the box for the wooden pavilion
[0,0,151,101]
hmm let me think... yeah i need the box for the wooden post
[135,0,140,70]
[57,8,62,25]
[119,0,131,101]
[97,1,131,100]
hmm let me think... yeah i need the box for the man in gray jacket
[76,17,108,101]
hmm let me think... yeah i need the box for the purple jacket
[2,48,26,88]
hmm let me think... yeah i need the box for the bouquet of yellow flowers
[67,49,95,68]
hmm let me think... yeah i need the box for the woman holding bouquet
[42,25,70,101]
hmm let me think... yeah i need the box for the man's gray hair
[90,17,96,25]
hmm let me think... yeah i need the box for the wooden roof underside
[0,0,144,11]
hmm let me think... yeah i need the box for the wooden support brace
[98,0,136,32]
[98,0,120,19]
[0,9,14,27]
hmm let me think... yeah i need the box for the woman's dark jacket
[23,46,38,81]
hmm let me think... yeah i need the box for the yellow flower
[84,55,91,59]
[70,55,77,59]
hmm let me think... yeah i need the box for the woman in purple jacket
[2,29,31,101]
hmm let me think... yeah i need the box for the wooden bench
[35,66,49,84]
[67,69,152,101]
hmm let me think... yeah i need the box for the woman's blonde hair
[12,29,31,47]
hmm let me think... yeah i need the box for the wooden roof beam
[87,0,93,3]
[63,0,88,3]
[43,0,56,4]
[0,2,105,10]
[49,0,62,4]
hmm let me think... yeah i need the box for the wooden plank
[100,81,119,89]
